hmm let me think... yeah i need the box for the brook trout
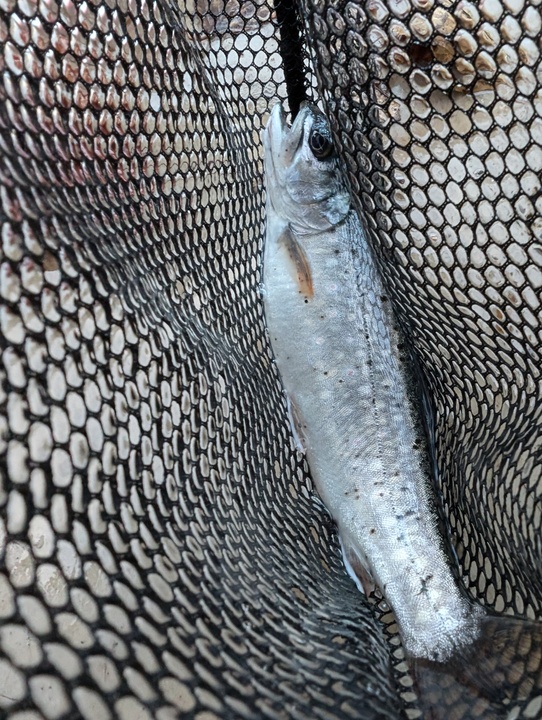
[262,102,542,704]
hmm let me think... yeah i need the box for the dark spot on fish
[405,509,416,517]
[400,486,408,492]
[419,574,434,595]
[338,379,343,383]
[379,492,384,497]
[304,298,309,304]
[395,513,404,520]
[334,249,340,255]
[381,295,388,302]
[323,371,328,376]
[367,360,372,367]
[394,471,400,477]
[370,528,376,534]
[320,315,324,319]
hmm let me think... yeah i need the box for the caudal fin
[412,615,542,719]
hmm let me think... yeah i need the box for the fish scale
[263,102,482,663]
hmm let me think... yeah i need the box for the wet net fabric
[300,0,542,715]
[0,0,541,719]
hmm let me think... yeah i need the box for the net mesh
[302,0,542,619]
[0,0,541,716]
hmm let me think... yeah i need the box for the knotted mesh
[0,0,541,717]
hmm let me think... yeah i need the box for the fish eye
[308,129,334,160]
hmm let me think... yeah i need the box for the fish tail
[412,614,542,718]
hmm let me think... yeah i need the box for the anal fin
[286,394,307,454]
[340,539,376,596]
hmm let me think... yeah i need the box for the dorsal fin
[278,226,314,299]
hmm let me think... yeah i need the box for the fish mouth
[267,102,287,137]
[265,103,289,163]
[265,102,314,176]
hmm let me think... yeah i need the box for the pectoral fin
[279,226,314,299]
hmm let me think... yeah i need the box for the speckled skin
[263,103,483,662]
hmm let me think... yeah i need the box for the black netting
[0,0,541,717]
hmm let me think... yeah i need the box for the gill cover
[265,104,351,234]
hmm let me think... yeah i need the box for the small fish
[262,101,542,706]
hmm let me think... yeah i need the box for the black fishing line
[274,0,307,118]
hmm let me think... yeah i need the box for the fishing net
[0,0,541,716]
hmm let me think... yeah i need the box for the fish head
[264,103,351,234]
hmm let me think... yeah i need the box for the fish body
[262,103,482,662]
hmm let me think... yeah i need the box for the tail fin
[412,615,542,719]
